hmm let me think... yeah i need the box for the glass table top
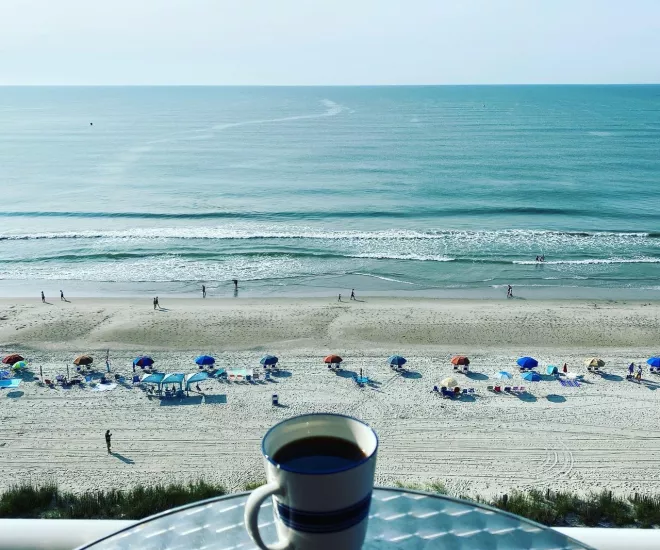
[80,487,592,549]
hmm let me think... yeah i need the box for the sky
[0,0,658,85]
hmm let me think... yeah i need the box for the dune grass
[0,481,226,520]
[2,481,660,526]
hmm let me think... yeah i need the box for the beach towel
[559,379,580,387]
[91,383,117,392]
[0,379,22,388]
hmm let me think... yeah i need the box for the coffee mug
[244,413,378,550]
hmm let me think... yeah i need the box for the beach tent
[546,365,558,375]
[517,357,538,369]
[133,356,154,367]
[161,373,185,390]
[185,371,209,390]
[260,355,279,366]
[494,371,512,380]
[195,355,215,366]
[141,372,165,388]
[451,356,470,366]
[584,358,605,368]
[388,355,407,367]
[2,354,23,365]
[521,371,541,382]
[73,355,93,366]
[647,357,660,368]
[441,377,458,388]
[324,355,343,364]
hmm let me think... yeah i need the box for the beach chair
[512,386,519,392]
[519,386,526,392]
[462,388,468,394]
[272,394,279,406]
[132,375,140,384]
[440,386,447,392]
[246,374,252,383]
[487,385,494,392]
[441,389,453,399]
[228,373,236,382]
[494,386,501,393]
[453,365,459,371]
[252,372,260,381]
[461,365,469,373]
[432,385,439,394]
[468,388,475,394]
[265,372,272,382]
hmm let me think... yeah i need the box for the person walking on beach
[153,297,157,310]
[350,289,356,300]
[233,279,238,290]
[628,363,635,377]
[507,285,513,298]
[60,290,65,301]
[202,285,206,298]
[338,293,341,302]
[41,291,45,303]
[105,430,112,454]
[155,296,160,309]
[637,365,643,381]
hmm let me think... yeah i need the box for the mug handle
[244,482,292,550]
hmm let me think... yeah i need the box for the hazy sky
[1,0,658,85]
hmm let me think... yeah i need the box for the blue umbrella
[0,370,10,379]
[388,355,407,366]
[195,355,216,366]
[517,357,538,369]
[647,357,660,368]
[546,365,558,375]
[133,356,154,367]
[521,371,541,382]
[260,355,279,366]
[494,371,512,380]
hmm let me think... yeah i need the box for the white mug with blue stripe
[245,414,378,550]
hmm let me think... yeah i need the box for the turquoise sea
[1,85,659,299]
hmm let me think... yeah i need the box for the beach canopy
[647,357,660,367]
[584,357,605,368]
[12,361,28,370]
[142,372,165,385]
[388,355,407,366]
[546,365,558,375]
[195,355,216,366]
[2,354,23,365]
[324,355,343,364]
[260,355,279,366]
[517,357,538,369]
[161,372,185,389]
[521,371,541,382]
[73,355,93,366]
[441,377,458,388]
[494,371,512,380]
[133,356,154,367]
[451,356,470,366]
[185,371,209,389]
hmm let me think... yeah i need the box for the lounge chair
[265,371,272,381]
[246,374,252,382]
[441,389,453,398]
[252,372,260,381]
[487,385,494,392]
[453,365,459,371]
[462,388,468,394]
[494,386,501,393]
[440,386,447,392]
[519,386,526,392]
[504,386,512,393]
[512,386,519,392]
[272,394,279,406]
[468,388,475,394]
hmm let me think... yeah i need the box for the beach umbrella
[324,355,343,364]
[521,371,541,382]
[260,355,279,366]
[441,377,458,388]
[2,354,23,365]
[388,355,407,367]
[12,361,28,370]
[517,357,538,369]
[73,355,93,366]
[133,356,154,367]
[0,370,10,379]
[584,357,605,368]
[647,357,660,368]
[546,365,558,375]
[195,355,216,366]
[451,356,470,366]
[493,371,512,380]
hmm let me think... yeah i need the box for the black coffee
[273,436,367,473]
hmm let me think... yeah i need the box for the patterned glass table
[80,487,592,550]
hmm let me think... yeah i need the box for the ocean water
[1,85,659,299]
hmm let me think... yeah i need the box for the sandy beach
[1,296,660,498]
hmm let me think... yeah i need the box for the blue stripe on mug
[276,493,372,534]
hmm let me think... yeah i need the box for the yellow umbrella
[441,377,458,388]
[584,358,605,368]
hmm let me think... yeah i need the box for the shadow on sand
[112,452,135,464]
[160,395,204,406]
[546,394,567,403]
[6,391,24,398]
[600,372,623,382]
[465,372,489,381]
[517,392,538,402]
[272,370,291,378]
[203,394,228,404]
[336,369,356,379]
[400,370,422,380]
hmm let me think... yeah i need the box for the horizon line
[0,82,659,88]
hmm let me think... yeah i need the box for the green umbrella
[12,361,28,370]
